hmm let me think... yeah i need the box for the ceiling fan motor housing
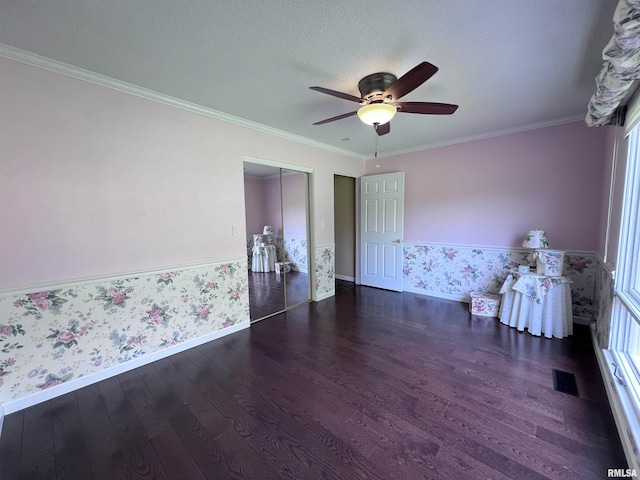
[310,61,457,133]
[358,72,397,102]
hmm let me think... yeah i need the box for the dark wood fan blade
[309,86,363,103]
[383,62,439,101]
[375,122,390,136]
[313,111,358,125]
[395,101,458,115]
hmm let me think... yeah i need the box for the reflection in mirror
[281,169,310,308]
[244,163,284,320]
[243,162,310,321]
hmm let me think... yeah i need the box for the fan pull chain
[374,124,379,158]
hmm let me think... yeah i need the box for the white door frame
[242,155,314,314]
[359,171,405,291]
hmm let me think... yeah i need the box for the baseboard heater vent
[552,369,579,397]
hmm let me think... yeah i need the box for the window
[606,125,640,465]
[617,126,640,321]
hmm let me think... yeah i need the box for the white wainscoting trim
[0,257,248,297]
[403,241,596,258]
[573,316,591,325]
[403,241,531,252]
[1,320,249,417]
[402,286,468,303]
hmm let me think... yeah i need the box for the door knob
[393,239,402,243]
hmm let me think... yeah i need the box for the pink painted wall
[263,176,284,235]
[366,122,608,251]
[243,176,269,235]
[0,57,364,290]
[281,172,307,237]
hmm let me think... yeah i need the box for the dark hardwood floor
[0,286,626,479]
[248,270,310,321]
[335,278,355,294]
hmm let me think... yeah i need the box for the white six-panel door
[360,172,405,291]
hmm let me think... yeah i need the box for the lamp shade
[522,229,549,249]
[357,103,397,126]
[263,225,273,235]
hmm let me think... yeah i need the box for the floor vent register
[552,369,579,397]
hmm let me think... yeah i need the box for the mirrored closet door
[243,162,311,321]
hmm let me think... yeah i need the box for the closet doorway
[334,174,357,293]
[243,159,311,322]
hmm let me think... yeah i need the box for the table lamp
[522,229,549,271]
[262,225,274,245]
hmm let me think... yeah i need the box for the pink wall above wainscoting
[243,176,269,235]
[281,172,307,237]
[264,175,284,235]
[366,121,608,251]
[243,175,283,237]
[0,57,364,290]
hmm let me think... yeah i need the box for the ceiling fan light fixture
[357,103,397,126]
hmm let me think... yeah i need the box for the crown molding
[0,44,364,160]
[0,43,586,162]
[368,115,585,160]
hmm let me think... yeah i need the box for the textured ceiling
[0,0,616,158]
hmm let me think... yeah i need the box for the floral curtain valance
[586,0,640,126]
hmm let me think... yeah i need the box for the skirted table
[251,245,277,272]
[499,271,573,338]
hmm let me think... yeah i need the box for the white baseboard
[573,315,591,325]
[335,274,355,282]
[404,287,593,325]
[590,323,640,472]
[402,286,468,303]
[314,290,335,302]
[1,321,249,417]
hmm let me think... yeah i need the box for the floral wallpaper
[283,237,308,273]
[565,254,597,320]
[314,245,335,300]
[246,235,308,272]
[594,261,615,349]
[0,261,249,405]
[403,243,527,297]
[403,243,597,321]
[499,274,572,304]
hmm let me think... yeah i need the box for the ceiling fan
[310,61,458,136]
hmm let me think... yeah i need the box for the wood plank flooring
[335,278,356,294]
[0,286,626,479]
[248,270,310,321]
